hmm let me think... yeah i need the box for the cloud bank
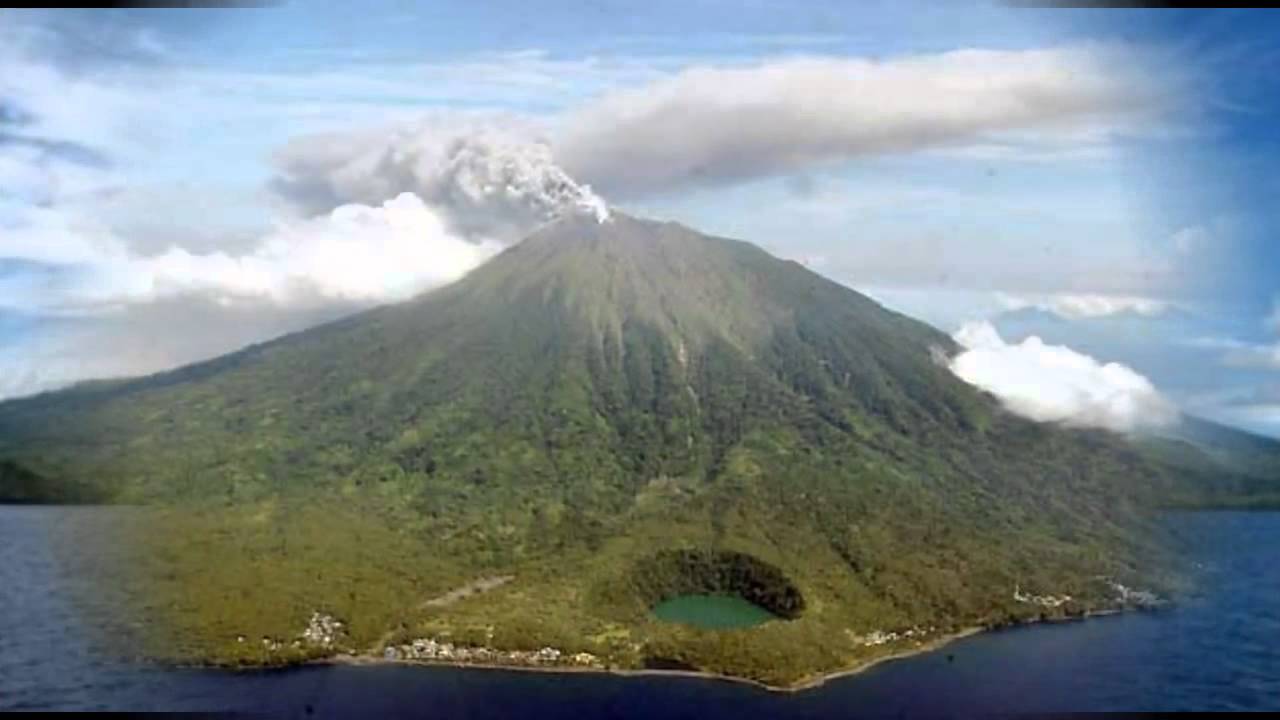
[948,321,1178,432]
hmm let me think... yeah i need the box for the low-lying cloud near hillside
[948,320,1179,432]
[2,109,609,396]
[6,193,504,313]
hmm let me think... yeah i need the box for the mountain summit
[0,212,1235,685]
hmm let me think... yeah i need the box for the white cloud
[2,192,503,313]
[0,57,133,212]
[1,30,620,399]
[995,292,1169,320]
[1180,336,1255,351]
[948,320,1178,432]
[138,193,505,306]
[0,191,510,400]
[555,46,1172,197]
[0,53,144,161]
[1222,343,1280,370]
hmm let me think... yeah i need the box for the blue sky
[3,3,1280,436]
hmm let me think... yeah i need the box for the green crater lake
[651,594,778,629]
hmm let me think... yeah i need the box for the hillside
[0,212,1237,686]
[1138,415,1280,510]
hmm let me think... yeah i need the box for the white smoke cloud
[262,47,1169,207]
[270,118,609,242]
[948,320,1179,432]
[555,47,1171,197]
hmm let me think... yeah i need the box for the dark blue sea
[3,506,1278,717]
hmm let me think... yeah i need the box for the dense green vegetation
[0,459,105,504]
[1136,415,1280,510]
[631,549,805,619]
[0,212,1273,687]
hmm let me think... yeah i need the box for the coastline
[314,607,1137,693]
[146,604,1155,693]
[314,624,987,693]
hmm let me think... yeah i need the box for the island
[2,213,1274,688]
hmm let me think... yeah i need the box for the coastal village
[238,573,1166,679]
[241,609,604,671]
[846,625,938,648]
[239,610,349,654]
[848,577,1167,652]
[1012,577,1165,612]
[1107,580,1163,608]
[381,638,600,670]
[1013,584,1073,609]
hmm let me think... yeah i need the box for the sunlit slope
[0,215,979,497]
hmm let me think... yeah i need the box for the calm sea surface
[3,506,1278,717]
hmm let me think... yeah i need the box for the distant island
[2,212,1276,688]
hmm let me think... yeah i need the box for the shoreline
[141,604,1158,693]
[311,606,1141,693]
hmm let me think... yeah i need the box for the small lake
[4,506,1280,715]
[652,594,777,629]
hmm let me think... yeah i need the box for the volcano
[0,212,1265,686]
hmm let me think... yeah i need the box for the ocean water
[3,506,1278,717]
